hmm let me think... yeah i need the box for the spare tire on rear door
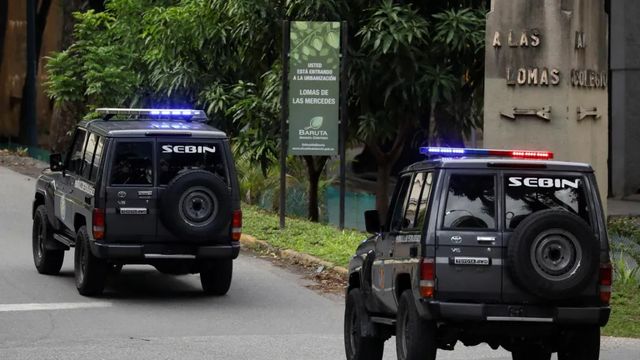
[507,209,598,300]
[160,170,231,239]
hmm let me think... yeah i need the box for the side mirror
[364,210,381,234]
[49,153,63,172]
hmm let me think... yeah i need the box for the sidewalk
[609,196,640,217]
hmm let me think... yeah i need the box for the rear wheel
[200,259,232,295]
[344,288,384,360]
[32,205,64,275]
[396,290,437,360]
[74,226,108,296]
[511,346,551,360]
[558,326,600,360]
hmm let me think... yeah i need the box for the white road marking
[0,302,112,312]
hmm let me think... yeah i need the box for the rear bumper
[418,300,610,327]
[89,241,240,261]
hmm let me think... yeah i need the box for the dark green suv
[345,147,611,360]
[32,108,242,296]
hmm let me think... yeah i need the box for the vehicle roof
[403,157,593,173]
[79,119,228,139]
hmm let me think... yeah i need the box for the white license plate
[452,257,490,266]
[119,208,148,215]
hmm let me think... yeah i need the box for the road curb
[240,234,349,277]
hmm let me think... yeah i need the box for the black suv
[344,147,611,360]
[32,108,242,296]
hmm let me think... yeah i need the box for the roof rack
[95,108,207,122]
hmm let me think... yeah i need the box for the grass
[242,204,366,267]
[604,284,640,338]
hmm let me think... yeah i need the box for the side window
[414,173,434,230]
[443,174,496,230]
[90,137,105,182]
[67,129,87,175]
[110,142,153,186]
[81,133,98,179]
[389,176,411,232]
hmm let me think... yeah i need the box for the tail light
[231,210,242,241]
[420,257,435,298]
[599,262,612,305]
[92,208,105,240]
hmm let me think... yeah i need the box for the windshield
[504,175,591,229]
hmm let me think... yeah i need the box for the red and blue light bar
[420,147,554,160]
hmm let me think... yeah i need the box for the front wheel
[396,290,437,360]
[74,226,108,296]
[344,288,384,360]
[32,205,64,275]
[200,259,233,295]
[558,326,600,360]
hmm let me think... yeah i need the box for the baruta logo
[508,177,580,189]
[161,145,216,154]
[299,116,328,136]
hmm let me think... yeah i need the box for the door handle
[477,236,496,244]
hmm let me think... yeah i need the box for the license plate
[119,207,148,215]
[452,257,491,266]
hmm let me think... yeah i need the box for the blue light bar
[420,147,554,160]
[96,108,207,121]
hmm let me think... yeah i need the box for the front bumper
[419,300,610,327]
[89,241,240,261]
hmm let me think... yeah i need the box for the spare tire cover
[160,170,231,239]
[507,209,598,300]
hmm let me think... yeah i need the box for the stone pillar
[483,0,609,203]
[610,0,640,198]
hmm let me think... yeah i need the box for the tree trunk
[303,155,328,222]
[0,0,8,70]
[47,0,84,151]
[49,101,81,153]
[18,0,53,145]
[375,160,392,223]
[369,120,411,222]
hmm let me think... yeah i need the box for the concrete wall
[484,0,609,203]
[610,0,640,198]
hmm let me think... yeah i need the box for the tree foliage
[45,0,487,221]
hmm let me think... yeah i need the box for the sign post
[281,21,345,229]
[287,21,341,156]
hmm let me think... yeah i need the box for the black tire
[200,259,232,295]
[396,290,437,360]
[74,226,108,296]
[507,210,598,299]
[160,170,231,239]
[558,326,600,360]
[344,288,384,360]
[32,205,64,275]
[511,346,552,360]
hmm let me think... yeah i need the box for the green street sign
[288,21,341,156]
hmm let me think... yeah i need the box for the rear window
[443,174,496,230]
[110,142,153,186]
[158,142,226,185]
[504,175,590,229]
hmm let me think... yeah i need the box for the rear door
[434,171,502,302]
[104,139,157,243]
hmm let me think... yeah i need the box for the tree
[45,0,486,224]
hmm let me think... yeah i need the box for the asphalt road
[1,166,639,360]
